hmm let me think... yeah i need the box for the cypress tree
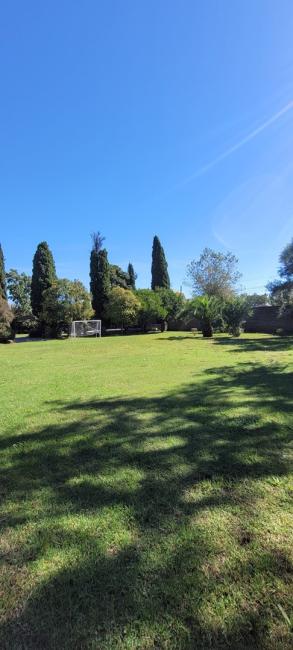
[0,244,7,300]
[0,243,7,300]
[90,248,111,318]
[127,262,137,290]
[31,242,56,316]
[151,236,170,290]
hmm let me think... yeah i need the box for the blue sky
[1,1,293,295]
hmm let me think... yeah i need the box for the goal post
[70,320,101,338]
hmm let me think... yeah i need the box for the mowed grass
[0,332,292,649]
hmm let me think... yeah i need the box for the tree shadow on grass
[157,333,293,353]
[0,362,292,648]
[157,335,197,341]
[213,335,293,353]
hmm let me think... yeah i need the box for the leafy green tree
[110,265,132,290]
[90,247,111,318]
[240,293,269,309]
[0,243,7,300]
[223,296,252,337]
[267,237,293,306]
[41,279,93,336]
[155,288,186,322]
[104,287,141,328]
[191,295,223,337]
[31,242,56,317]
[151,236,170,290]
[128,263,137,290]
[187,248,241,298]
[6,269,32,315]
[279,238,293,279]
[135,289,167,330]
[0,296,13,342]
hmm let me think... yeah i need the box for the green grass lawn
[0,332,292,649]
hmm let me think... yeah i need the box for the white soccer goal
[70,320,101,338]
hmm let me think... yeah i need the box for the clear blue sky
[1,1,293,295]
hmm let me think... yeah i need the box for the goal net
[70,320,101,337]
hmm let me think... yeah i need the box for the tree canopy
[41,279,93,335]
[104,287,141,327]
[0,295,13,342]
[192,295,223,338]
[151,236,170,290]
[109,265,132,290]
[31,242,56,317]
[136,289,167,328]
[187,248,241,298]
[90,247,111,318]
[223,296,252,337]
[268,237,293,306]
[155,288,185,321]
[6,269,32,315]
[127,263,137,290]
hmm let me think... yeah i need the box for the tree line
[0,234,174,340]
[0,234,292,342]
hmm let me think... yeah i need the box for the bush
[192,295,223,338]
[223,297,251,337]
[104,287,141,328]
[0,321,14,343]
[12,313,39,334]
[155,288,186,322]
[135,289,167,331]
[0,297,14,342]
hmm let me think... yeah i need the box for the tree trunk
[202,321,213,337]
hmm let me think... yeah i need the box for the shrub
[0,297,14,343]
[12,313,39,334]
[104,287,141,328]
[192,295,223,337]
[135,289,167,330]
[155,288,186,322]
[223,297,251,337]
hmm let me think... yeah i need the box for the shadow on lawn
[214,335,293,353]
[158,333,293,352]
[0,362,292,648]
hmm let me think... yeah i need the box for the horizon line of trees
[0,234,292,342]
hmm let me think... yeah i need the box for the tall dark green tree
[31,242,56,317]
[151,236,170,290]
[0,243,7,300]
[110,265,131,289]
[90,247,111,319]
[128,262,137,290]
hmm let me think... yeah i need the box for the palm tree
[193,295,222,337]
[223,297,251,336]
